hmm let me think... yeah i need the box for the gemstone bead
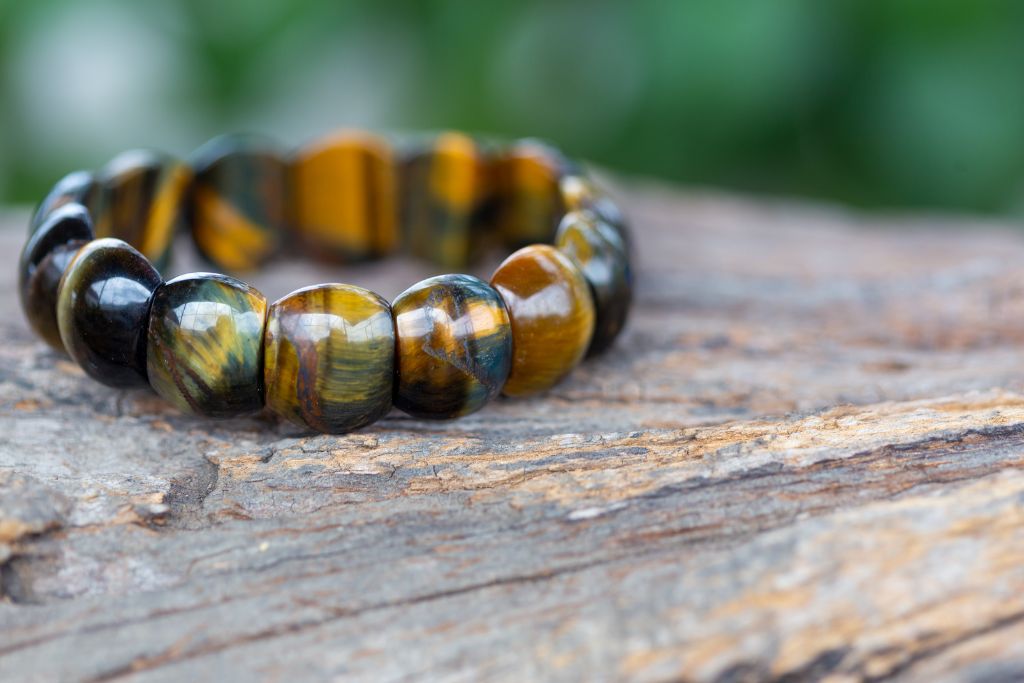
[187,135,287,271]
[18,203,94,351]
[147,273,267,417]
[56,238,161,387]
[555,210,633,355]
[88,150,192,268]
[400,132,493,268]
[264,284,394,433]
[491,245,595,397]
[559,175,632,259]
[291,131,398,261]
[393,274,512,419]
[29,170,96,235]
[494,140,570,249]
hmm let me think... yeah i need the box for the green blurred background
[2,0,1024,216]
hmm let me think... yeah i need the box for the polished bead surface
[19,204,94,351]
[400,133,493,268]
[89,149,192,267]
[291,131,398,261]
[393,274,511,419]
[265,284,394,433]
[559,175,632,258]
[495,140,569,249]
[491,245,595,397]
[29,170,95,235]
[187,135,287,271]
[555,210,633,356]
[147,273,267,417]
[57,238,161,387]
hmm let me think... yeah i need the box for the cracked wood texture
[4,183,1024,682]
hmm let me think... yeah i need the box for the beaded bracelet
[18,131,632,434]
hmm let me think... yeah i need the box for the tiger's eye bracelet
[18,131,633,433]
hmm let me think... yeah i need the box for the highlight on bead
[20,130,632,434]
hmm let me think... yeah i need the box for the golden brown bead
[400,132,494,268]
[265,284,394,433]
[187,135,288,271]
[393,274,512,419]
[88,150,192,268]
[493,141,569,249]
[490,244,595,397]
[291,131,398,261]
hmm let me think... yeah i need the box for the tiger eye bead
[555,210,633,356]
[147,273,267,417]
[494,140,570,249]
[19,204,94,351]
[400,133,493,268]
[187,135,287,271]
[393,274,512,419]
[29,170,96,235]
[291,131,398,261]
[265,284,394,433]
[89,150,192,268]
[491,245,595,397]
[559,175,632,258]
[56,239,161,387]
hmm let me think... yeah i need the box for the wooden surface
[4,184,1024,682]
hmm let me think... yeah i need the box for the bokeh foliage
[2,0,1024,215]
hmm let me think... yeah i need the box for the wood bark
[4,184,1024,681]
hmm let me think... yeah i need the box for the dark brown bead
[56,238,162,387]
[556,210,633,355]
[18,204,94,351]
[559,175,633,260]
[29,170,96,236]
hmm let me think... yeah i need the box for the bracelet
[18,131,633,433]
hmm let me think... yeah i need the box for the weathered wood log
[4,183,1024,682]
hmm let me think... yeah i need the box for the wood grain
[3,181,1024,681]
